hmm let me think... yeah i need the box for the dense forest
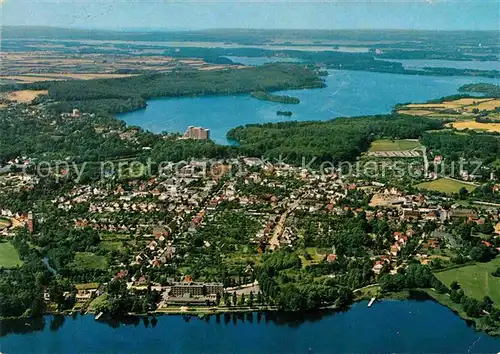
[0,107,139,163]
[459,83,500,98]
[421,131,500,161]
[20,64,325,115]
[228,115,443,165]
[250,91,300,104]
[0,106,140,164]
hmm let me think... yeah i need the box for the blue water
[119,70,498,144]
[1,301,498,353]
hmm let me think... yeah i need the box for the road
[269,197,302,250]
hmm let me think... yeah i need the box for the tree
[248,291,254,307]
[482,296,494,313]
[49,281,65,310]
[450,288,463,303]
[469,245,494,263]
[479,222,494,235]
[458,187,469,199]
[492,267,500,277]
[232,292,237,307]
[257,291,263,305]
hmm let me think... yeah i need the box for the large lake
[1,300,499,353]
[119,69,498,144]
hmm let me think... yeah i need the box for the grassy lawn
[435,257,500,305]
[100,241,127,253]
[88,294,109,312]
[300,247,327,267]
[354,284,381,299]
[100,233,132,241]
[369,139,422,152]
[70,252,108,271]
[0,240,23,268]
[416,177,477,194]
[0,217,11,230]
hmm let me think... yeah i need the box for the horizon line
[2,25,499,33]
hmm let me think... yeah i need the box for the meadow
[70,252,108,271]
[416,177,477,194]
[0,240,23,268]
[435,257,500,305]
[369,139,422,152]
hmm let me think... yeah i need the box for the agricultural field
[69,252,108,271]
[3,90,48,103]
[0,240,23,268]
[435,257,500,305]
[416,177,477,194]
[397,109,437,116]
[398,98,499,119]
[447,120,500,133]
[462,99,500,113]
[0,51,236,84]
[369,139,422,152]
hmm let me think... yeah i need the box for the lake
[1,300,499,353]
[119,69,499,144]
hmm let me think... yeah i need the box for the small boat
[95,312,103,320]
[368,297,376,307]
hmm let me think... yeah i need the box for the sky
[1,0,499,31]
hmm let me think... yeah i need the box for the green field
[435,257,500,305]
[416,178,477,194]
[70,252,108,271]
[88,294,109,312]
[369,139,422,152]
[0,217,11,230]
[100,240,127,253]
[0,241,23,268]
[299,247,328,267]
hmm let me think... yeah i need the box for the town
[1,64,500,338]
[2,137,500,325]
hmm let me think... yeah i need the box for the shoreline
[3,290,497,337]
[355,285,500,337]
